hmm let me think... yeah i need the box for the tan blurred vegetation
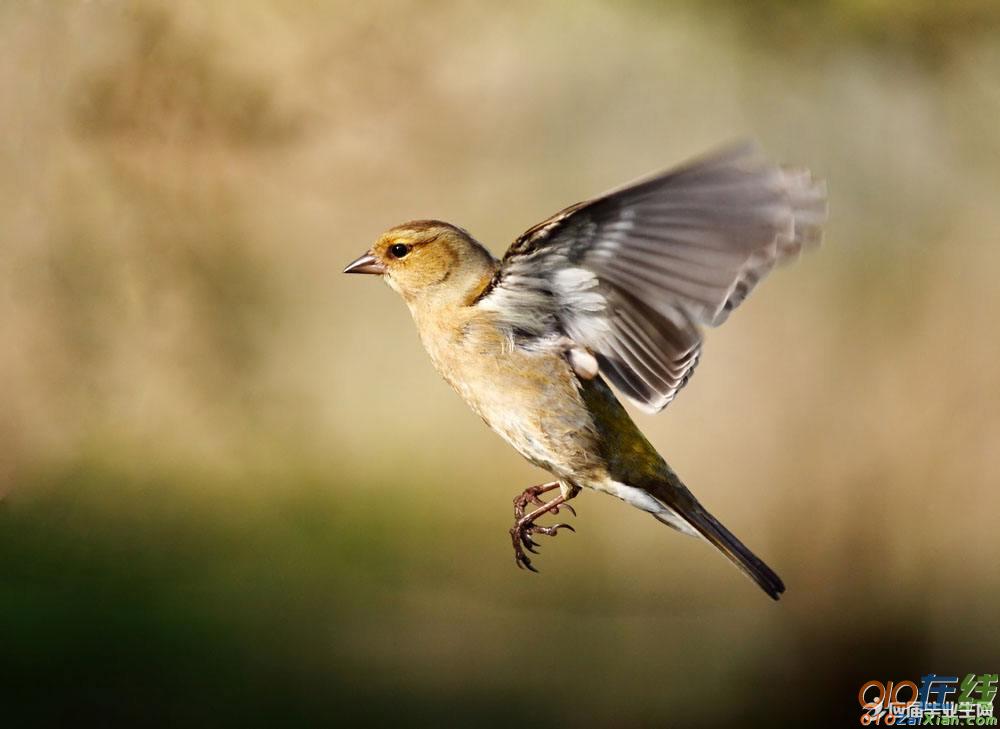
[1,1,999,726]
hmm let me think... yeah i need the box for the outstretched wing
[476,141,826,413]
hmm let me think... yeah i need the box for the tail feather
[665,505,786,600]
[647,476,786,600]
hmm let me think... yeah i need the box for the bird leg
[510,482,577,572]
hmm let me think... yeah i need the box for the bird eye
[389,243,410,259]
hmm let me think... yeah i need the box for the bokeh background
[2,1,999,726]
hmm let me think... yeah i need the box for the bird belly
[434,342,601,481]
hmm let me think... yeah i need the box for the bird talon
[509,483,578,573]
[514,550,539,572]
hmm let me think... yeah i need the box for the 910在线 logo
[859,674,997,726]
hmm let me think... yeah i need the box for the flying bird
[344,142,826,599]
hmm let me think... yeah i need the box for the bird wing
[476,141,826,413]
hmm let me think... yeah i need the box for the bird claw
[550,503,577,517]
[511,525,539,569]
[509,491,577,573]
[531,522,575,537]
[520,532,540,553]
[515,551,539,573]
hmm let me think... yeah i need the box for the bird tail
[645,473,786,600]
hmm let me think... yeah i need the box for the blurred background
[2,1,999,726]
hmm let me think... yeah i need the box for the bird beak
[343,252,386,275]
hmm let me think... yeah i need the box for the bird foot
[513,481,576,521]
[510,482,577,572]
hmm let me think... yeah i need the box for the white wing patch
[552,267,603,311]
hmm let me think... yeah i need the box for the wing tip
[782,166,829,252]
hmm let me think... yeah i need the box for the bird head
[344,220,496,305]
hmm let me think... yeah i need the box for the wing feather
[477,141,826,412]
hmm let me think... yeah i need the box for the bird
[343,141,826,599]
